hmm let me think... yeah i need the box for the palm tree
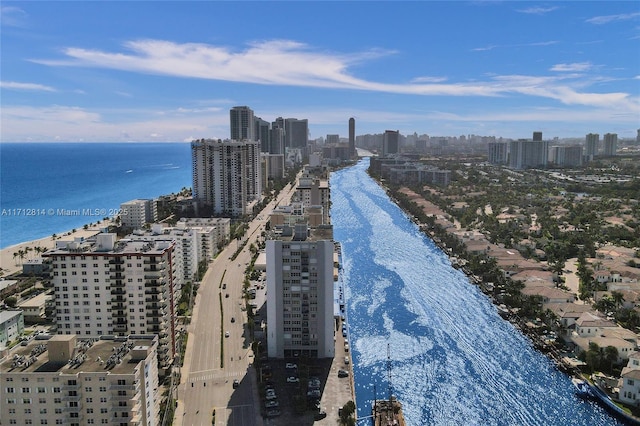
[13,252,19,265]
[611,291,625,310]
[17,249,25,264]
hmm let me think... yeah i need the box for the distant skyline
[1,1,639,143]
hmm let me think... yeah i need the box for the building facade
[191,138,262,217]
[383,130,399,156]
[585,133,599,161]
[0,310,24,350]
[603,133,618,156]
[120,199,157,230]
[230,106,255,141]
[487,141,508,165]
[42,234,178,371]
[0,334,160,426]
[349,117,356,159]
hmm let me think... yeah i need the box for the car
[307,389,321,398]
[285,363,297,369]
[225,331,230,338]
[225,293,229,298]
[314,410,327,420]
[232,379,239,389]
[230,317,235,323]
[265,400,279,408]
[286,376,299,383]
[344,356,350,365]
[266,409,281,418]
[265,393,278,400]
[222,283,226,289]
[338,369,349,378]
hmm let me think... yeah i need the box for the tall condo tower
[603,133,618,156]
[533,131,543,141]
[349,117,356,158]
[383,130,399,156]
[230,106,255,141]
[191,138,262,217]
[585,133,599,161]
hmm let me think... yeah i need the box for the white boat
[571,377,593,398]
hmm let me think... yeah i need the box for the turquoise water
[0,142,192,249]
[330,158,620,425]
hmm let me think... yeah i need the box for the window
[6,387,14,393]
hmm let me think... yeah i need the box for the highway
[175,182,296,426]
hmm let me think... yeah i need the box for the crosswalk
[188,370,243,383]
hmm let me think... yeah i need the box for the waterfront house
[619,353,640,406]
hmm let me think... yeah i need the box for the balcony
[112,310,127,318]
[110,383,136,391]
[109,258,125,265]
[143,259,165,266]
[62,394,81,401]
[64,404,83,412]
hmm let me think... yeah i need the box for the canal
[330,157,620,425]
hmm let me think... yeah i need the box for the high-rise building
[285,118,309,149]
[255,116,271,152]
[550,145,583,167]
[603,133,618,156]
[585,133,599,161]
[0,334,160,426]
[191,138,262,217]
[326,134,340,144]
[230,106,255,141]
[508,139,549,169]
[383,130,400,156]
[42,234,178,371]
[266,223,335,359]
[487,142,508,165]
[533,131,543,141]
[349,117,356,158]
[120,199,157,230]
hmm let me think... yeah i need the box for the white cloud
[517,6,559,15]
[586,12,640,25]
[1,81,56,92]
[115,91,133,98]
[0,6,28,27]
[472,40,557,52]
[550,62,593,72]
[411,76,448,83]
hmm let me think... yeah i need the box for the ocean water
[0,142,192,249]
[330,158,620,425]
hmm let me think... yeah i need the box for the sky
[1,1,639,143]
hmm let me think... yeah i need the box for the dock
[372,397,406,426]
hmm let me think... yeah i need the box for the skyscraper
[533,131,543,142]
[383,130,399,156]
[585,133,599,161]
[603,133,618,156]
[191,138,262,217]
[255,116,271,152]
[349,117,356,158]
[230,106,255,141]
[285,118,309,149]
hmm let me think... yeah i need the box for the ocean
[330,158,620,425]
[0,142,192,249]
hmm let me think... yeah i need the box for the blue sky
[1,1,639,142]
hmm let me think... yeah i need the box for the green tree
[339,400,356,426]
[5,296,17,308]
[604,346,619,373]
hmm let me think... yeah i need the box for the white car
[225,331,230,338]
[286,376,299,383]
[285,363,297,369]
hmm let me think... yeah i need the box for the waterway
[330,158,621,425]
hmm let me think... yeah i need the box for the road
[175,182,297,426]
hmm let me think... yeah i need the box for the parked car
[314,410,327,420]
[222,283,226,289]
[344,356,350,365]
[232,379,239,389]
[266,409,281,417]
[286,376,299,383]
[230,317,235,323]
[338,369,349,378]
[285,363,297,369]
[225,331,230,338]
[265,400,279,409]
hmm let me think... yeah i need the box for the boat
[372,397,405,426]
[589,375,640,425]
[571,377,593,398]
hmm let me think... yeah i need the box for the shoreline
[0,218,114,278]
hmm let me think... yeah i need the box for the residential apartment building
[42,234,178,371]
[508,139,549,169]
[230,106,255,141]
[550,145,583,167]
[603,133,618,156]
[266,223,336,359]
[120,199,157,230]
[382,130,400,156]
[191,138,262,217]
[585,133,599,161]
[487,141,508,165]
[176,217,231,258]
[0,334,159,426]
[349,117,356,159]
[0,310,24,350]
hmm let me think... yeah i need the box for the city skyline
[1,1,639,143]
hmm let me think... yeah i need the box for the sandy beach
[0,219,114,278]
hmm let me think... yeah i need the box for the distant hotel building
[191,138,262,217]
[42,234,178,372]
[0,334,160,426]
[603,133,618,156]
[120,199,157,230]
